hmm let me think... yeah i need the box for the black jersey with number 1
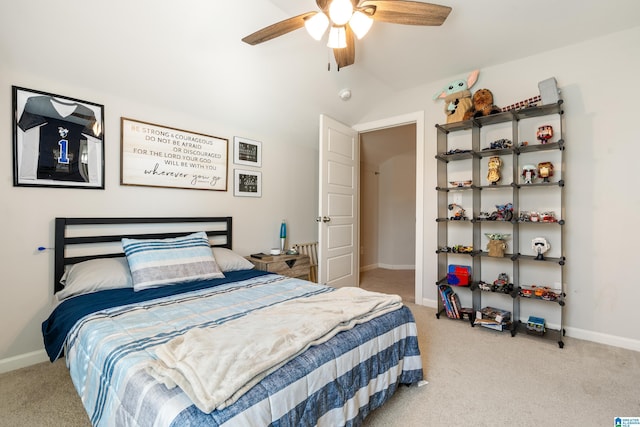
[18,95,99,182]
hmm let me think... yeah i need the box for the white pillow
[212,247,255,272]
[122,231,225,291]
[56,257,133,301]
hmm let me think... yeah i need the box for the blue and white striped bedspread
[65,274,423,427]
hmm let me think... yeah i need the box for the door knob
[322,216,331,223]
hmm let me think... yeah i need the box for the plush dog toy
[433,70,479,123]
[463,88,501,120]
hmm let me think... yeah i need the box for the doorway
[358,122,417,303]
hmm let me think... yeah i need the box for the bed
[42,217,423,427]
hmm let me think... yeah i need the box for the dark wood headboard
[54,217,233,293]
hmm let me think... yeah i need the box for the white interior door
[318,114,358,288]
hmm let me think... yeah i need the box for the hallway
[359,268,414,303]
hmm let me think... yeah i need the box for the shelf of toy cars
[514,321,565,348]
[435,217,472,223]
[472,217,517,224]
[476,146,514,158]
[436,246,478,255]
[471,281,519,298]
[435,150,473,162]
[517,217,565,226]
[518,286,566,305]
[512,253,566,265]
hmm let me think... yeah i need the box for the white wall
[378,154,416,269]
[359,163,379,270]
[0,71,319,369]
[357,26,640,350]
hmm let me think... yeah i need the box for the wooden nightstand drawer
[247,254,311,280]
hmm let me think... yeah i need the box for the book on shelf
[438,284,462,319]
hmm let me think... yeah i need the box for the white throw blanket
[146,286,403,413]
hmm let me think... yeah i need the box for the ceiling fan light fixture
[349,10,373,39]
[329,0,354,26]
[327,26,347,49]
[304,12,329,41]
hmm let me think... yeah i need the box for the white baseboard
[416,298,640,352]
[377,263,415,270]
[360,263,415,272]
[0,349,49,374]
[564,326,640,352]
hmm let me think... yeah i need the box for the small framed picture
[12,86,105,189]
[234,169,262,197]
[233,136,262,167]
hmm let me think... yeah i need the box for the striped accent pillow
[122,231,225,291]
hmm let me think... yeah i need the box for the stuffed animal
[433,70,479,123]
[463,88,501,120]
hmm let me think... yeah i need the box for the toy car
[540,212,558,222]
[519,288,533,298]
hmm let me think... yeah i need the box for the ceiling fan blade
[333,26,356,69]
[242,12,316,45]
[360,1,452,26]
[316,0,330,12]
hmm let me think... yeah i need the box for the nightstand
[247,254,311,281]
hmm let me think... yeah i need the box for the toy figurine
[537,161,554,182]
[487,156,502,185]
[485,233,510,257]
[448,203,468,220]
[521,164,537,184]
[532,237,550,260]
[536,125,553,144]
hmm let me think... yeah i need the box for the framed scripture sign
[12,86,105,189]
[233,136,262,167]
[234,169,261,197]
[121,118,228,191]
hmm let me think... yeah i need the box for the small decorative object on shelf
[449,180,472,187]
[487,156,502,185]
[280,220,287,253]
[526,316,546,336]
[485,233,511,257]
[448,203,468,220]
[536,125,553,144]
[538,161,554,182]
[521,164,537,184]
[447,265,471,286]
[492,273,514,294]
[532,237,550,260]
[484,138,512,150]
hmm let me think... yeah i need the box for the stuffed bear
[463,89,502,120]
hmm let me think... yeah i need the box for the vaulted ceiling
[2,0,638,145]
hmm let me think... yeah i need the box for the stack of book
[474,306,512,331]
[438,284,463,319]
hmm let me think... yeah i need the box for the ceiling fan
[242,0,452,69]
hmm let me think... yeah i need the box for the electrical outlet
[453,193,462,205]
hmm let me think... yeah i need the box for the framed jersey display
[12,86,105,189]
